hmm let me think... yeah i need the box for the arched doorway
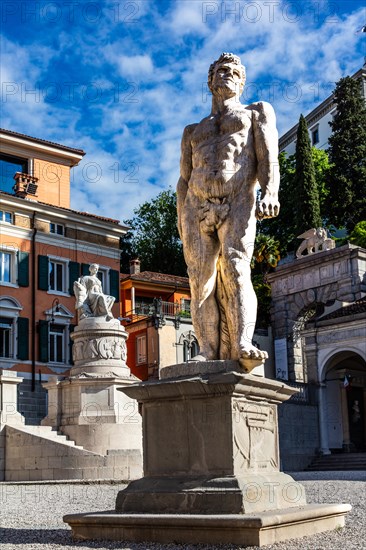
[322,351,366,452]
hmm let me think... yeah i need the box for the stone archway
[268,244,366,382]
[320,351,366,453]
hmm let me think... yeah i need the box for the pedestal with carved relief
[65,362,350,545]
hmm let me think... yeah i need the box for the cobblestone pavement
[0,472,365,550]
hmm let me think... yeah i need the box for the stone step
[19,425,84,450]
[306,452,366,471]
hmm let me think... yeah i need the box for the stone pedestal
[64,361,351,545]
[43,317,142,467]
[71,317,130,378]
[0,370,24,426]
[0,371,25,482]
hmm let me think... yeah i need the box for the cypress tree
[294,114,322,235]
[326,76,366,230]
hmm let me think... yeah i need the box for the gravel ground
[0,472,365,550]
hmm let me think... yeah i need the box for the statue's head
[208,52,246,96]
[89,263,99,274]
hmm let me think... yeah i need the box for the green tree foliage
[260,152,297,255]
[262,147,330,256]
[326,76,366,230]
[251,234,281,328]
[349,221,366,249]
[294,114,322,235]
[312,148,331,207]
[120,188,187,276]
[251,233,281,274]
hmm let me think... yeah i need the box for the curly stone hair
[208,52,246,93]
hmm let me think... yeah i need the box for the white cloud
[1,1,364,223]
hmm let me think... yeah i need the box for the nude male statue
[177,53,280,372]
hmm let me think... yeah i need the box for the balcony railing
[125,299,191,325]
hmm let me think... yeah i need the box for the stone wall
[268,245,366,382]
[18,379,47,425]
[4,425,141,481]
[278,402,319,471]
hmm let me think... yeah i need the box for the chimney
[130,259,141,274]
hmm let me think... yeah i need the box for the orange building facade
[0,129,127,424]
[120,262,198,380]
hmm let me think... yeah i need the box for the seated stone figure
[74,263,115,321]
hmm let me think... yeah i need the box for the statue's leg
[181,197,220,360]
[218,209,267,370]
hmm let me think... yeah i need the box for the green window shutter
[69,323,76,365]
[17,317,29,360]
[38,320,49,363]
[109,269,120,302]
[81,263,90,276]
[68,262,80,295]
[17,251,29,287]
[38,255,49,290]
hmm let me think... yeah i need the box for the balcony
[126,299,191,326]
[13,172,38,198]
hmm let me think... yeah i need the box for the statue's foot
[189,354,208,362]
[238,346,268,373]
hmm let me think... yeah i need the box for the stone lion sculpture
[296,228,335,258]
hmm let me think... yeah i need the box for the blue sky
[1,0,365,221]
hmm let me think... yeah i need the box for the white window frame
[0,296,22,364]
[0,210,13,224]
[49,222,64,235]
[0,246,18,287]
[136,334,147,365]
[49,323,66,364]
[180,298,191,315]
[179,331,199,363]
[310,125,319,146]
[96,265,110,294]
[44,304,73,366]
[48,256,69,296]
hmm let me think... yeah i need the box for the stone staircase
[306,452,366,471]
[4,424,141,481]
[20,425,85,449]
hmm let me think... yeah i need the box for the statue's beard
[214,82,239,98]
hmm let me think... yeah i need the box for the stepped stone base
[5,424,141,482]
[64,365,351,545]
[64,504,351,547]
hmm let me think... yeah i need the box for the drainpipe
[131,286,135,314]
[31,212,37,391]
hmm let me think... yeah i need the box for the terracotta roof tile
[0,190,122,225]
[121,271,189,287]
[0,128,85,155]
[319,297,366,321]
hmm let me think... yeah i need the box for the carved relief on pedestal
[73,336,128,363]
[232,399,278,471]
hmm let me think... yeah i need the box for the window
[183,339,199,362]
[136,334,147,364]
[97,266,110,293]
[311,127,319,145]
[49,259,66,292]
[49,324,65,363]
[0,210,13,223]
[180,330,199,362]
[0,297,24,361]
[50,222,64,235]
[0,252,12,283]
[0,153,28,193]
[0,316,13,358]
[180,299,191,316]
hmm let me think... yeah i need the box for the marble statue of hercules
[177,53,280,372]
